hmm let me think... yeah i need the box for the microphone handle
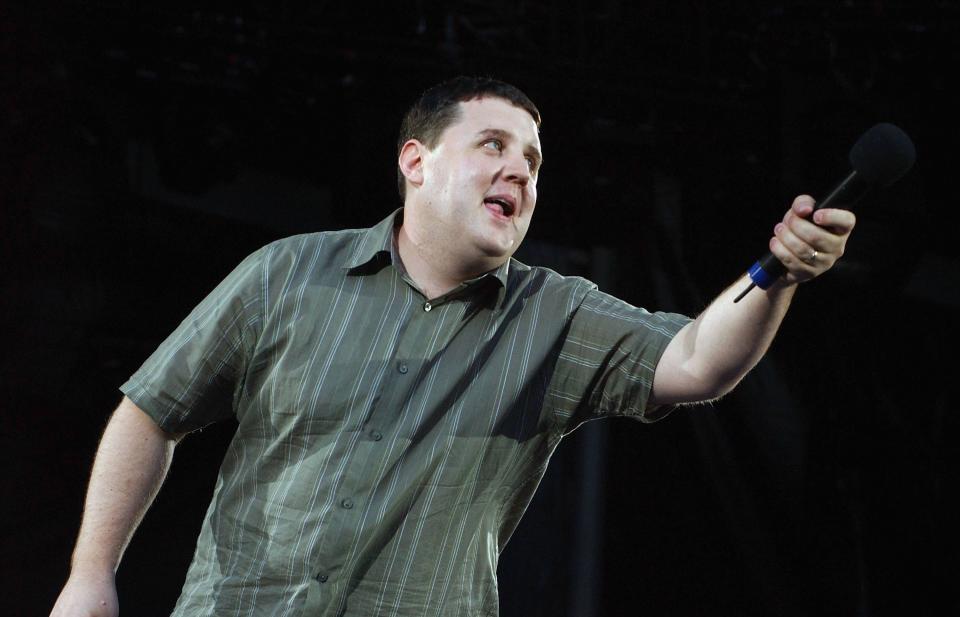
[734,170,868,302]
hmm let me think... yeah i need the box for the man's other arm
[50,396,182,617]
[650,195,856,405]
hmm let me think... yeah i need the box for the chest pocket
[260,374,354,434]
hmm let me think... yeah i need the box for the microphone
[733,122,916,303]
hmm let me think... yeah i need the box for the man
[50,76,854,617]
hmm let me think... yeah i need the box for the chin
[468,225,524,262]
[478,232,516,253]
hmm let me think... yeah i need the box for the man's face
[414,97,542,264]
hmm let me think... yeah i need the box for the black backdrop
[4,2,959,615]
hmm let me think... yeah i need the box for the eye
[482,139,503,152]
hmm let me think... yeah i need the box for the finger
[811,207,857,234]
[769,235,815,274]
[787,213,852,263]
[774,222,819,263]
[783,213,827,249]
[791,195,816,218]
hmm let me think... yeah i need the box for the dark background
[3,1,958,615]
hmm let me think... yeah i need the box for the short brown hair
[397,76,541,200]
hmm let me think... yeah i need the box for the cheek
[525,187,538,213]
[443,163,480,192]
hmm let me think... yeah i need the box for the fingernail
[775,223,785,234]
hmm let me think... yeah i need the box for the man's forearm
[69,397,177,576]
[652,274,797,405]
[690,274,796,394]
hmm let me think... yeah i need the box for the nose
[503,149,531,186]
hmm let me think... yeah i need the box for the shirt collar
[345,208,511,307]
[343,208,398,270]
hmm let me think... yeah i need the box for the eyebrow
[477,128,543,168]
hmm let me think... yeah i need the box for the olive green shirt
[121,209,691,617]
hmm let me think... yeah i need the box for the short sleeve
[120,246,267,433]
[546,286,691,431]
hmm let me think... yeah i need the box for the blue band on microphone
[747,261,777,290]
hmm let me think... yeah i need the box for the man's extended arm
[650,195,856,405]
[50,396,180,617]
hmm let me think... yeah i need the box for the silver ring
[806,250,819,264]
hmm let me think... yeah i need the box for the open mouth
[484,197,516,217]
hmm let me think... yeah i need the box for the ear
[398,139,426,190]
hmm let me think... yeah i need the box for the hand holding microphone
[733,123,916,303]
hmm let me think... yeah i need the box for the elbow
[703,380,740,404]
[653,338,755,406]
[704,364,752,400]
[677,365,746,405]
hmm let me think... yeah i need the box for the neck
[396,218,499,300]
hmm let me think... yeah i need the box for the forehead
[445,97,541,149]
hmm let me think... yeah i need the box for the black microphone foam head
[848,122,916,187]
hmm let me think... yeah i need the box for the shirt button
[398,362,408,374]
[370,430,383,441]
[317,573,329,583]
[341,498,354,509]
[423,301,432,312]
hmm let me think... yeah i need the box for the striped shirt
[121,209,691,617]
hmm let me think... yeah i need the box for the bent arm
[650,195,856,405]
[50,396,180,617]
[650,275,796,405]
